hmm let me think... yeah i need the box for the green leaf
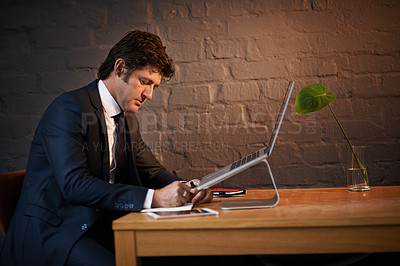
[295,84,337,114]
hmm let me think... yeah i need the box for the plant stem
[328,104,369,185]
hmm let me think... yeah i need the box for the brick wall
[1,0,399,188]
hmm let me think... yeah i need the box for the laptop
[196,81,294,191]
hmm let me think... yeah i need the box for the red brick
[178,61,226,83]
[167,39,204,62]
[230,60,288,80]
[205,38,246,59]
[217,82,260,103]
[169,84,211,106]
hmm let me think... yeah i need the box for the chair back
[0,170,25,235]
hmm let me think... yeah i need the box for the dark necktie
[110,112,127,184]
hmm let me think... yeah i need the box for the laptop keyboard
[230,147,268,170]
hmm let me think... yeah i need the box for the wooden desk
[112,186,400,266]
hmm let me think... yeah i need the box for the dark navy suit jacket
[0,80,177,265]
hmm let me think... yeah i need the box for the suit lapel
[125,114,137,159]
[125,113,142,186]
[87,81,110,181]
[86,81,141,186]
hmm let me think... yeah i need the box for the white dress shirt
[98,80,154,209]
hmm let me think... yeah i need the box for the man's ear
[114,58,125,78]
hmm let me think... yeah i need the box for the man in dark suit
[0,30,212,266]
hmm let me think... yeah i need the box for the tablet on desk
[146,208,218,219]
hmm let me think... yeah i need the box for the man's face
[114,65,162,114]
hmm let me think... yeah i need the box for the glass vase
[347,145,370,192]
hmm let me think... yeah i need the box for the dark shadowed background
[1,0,399,246]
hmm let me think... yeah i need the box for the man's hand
[186,179,213,204]
[152,181,191,208]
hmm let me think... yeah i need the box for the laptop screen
[266,81,294,155]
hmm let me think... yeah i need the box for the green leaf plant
[295,84,369,186]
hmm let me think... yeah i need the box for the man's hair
[97,30,174,80]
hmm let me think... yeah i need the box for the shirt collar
[98,80,121,118]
